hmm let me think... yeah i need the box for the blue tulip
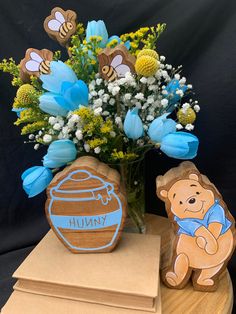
[160,132,199,159]
[21,166,53,198]
[124,108,144,140]
[43,139,77,168]
[148,113,176,143]
[39,92,68,117]
[40,61,88,114]
[165,79,187,112]
[12,107,25,117]
[86,20,108,48]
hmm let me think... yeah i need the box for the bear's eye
[179,201,183,205]
[196,192,200,195]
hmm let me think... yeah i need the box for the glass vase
[110,157,146,234]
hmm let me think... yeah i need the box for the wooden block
[19,48,53,82]
[156,161,236,291]
[45,156,127,253]
[43,7,77,47]
[98,44,136,81]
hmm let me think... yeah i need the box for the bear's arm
[208,222,222,239]
[207,205,225,238]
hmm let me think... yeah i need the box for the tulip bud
[148,113,176,143]
[124,108,144,140]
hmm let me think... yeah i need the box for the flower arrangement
[0,8,200,231]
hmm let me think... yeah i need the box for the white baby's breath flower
[148,85,158,91]
[90,90,97,97]
[146,115,154,121]
[174,73,180,80]
[194,104,200,112]
[135,93,144,100]
[166,64,172,70]
[94,107,102,115]
[98,89,105,96]
[176,89,184,97]
[135,102,142,109]
[43,134,52,143]
[49,117,57,125]
[147,96,155,104]
[179,77,186,85]
[75,129,83,140]
[28,134,35,140]
[70,114,79,123]
[140,77,147,84]
[102,94,110,102]
[161,98,168,107]
[112,86,120,96]
[182,103,190,112]
[53,123,62,131]
[84,144,90,152]
[160,55,166,62]
[94,147,101,154]
[147,76,155,85]
[94,98,103,107]
[162,90,168,95]
[187,84,193,89]
[96,78,102,85]
[102,111,110,116]
[34,143,40,150]
[109,98,116,105]
[185,124,194,131]
[124,93,132,101]
[115,117,122,125]
[176,123,183,130]
[110,131,116,137]
[117,78,126,85]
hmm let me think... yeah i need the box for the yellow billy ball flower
[137,49,159,60]
[177,108,196,125]
[16,84,35,106]
[135,55,158,77]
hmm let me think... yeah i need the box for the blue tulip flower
[21,166,53,198]
[148,113,176,143]
[86,20,109,48]
[124,108,144,140]
[86,20,130,49]
[43,139,77,168]
[39,92,68,117]
[40,61,88,115]
[160,132,199,159]
[165,79,187,112]
[12,107,25,117]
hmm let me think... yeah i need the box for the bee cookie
[98,44,136,82]
[44,7,77,47]
[20,48,53,82]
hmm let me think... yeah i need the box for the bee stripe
[107,67,114,78]
[41,62,50,72]
[109,71,117,81]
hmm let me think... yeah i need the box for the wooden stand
[145,214,233,314]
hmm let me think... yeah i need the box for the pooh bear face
[160,173,215,219]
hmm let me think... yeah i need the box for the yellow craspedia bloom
[137,49,159,60]
[135,56,158,77]
[177,108,196,125]
[16,84,35,106]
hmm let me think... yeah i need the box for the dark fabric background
[0,0,236,310]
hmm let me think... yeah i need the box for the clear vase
[110,157,146,234]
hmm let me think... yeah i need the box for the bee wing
[55,11,65,23]
[110,55,123,68]
[48,19,61,31]
[30,52,43,63]
[25,60,40,72]
[115,64,131,77]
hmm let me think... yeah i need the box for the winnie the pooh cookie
[156,161,236,291]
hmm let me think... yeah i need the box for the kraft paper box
[13,230,161,312]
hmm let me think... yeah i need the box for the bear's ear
[159,189,168,198]
[189,173,199,181]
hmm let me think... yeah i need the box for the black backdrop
[0,0,236,310]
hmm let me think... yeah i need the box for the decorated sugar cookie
[156,161,236,291]
[44,7,77,46]
[45,156,127,253]
[19,48,53,82]
[98,44,136,81]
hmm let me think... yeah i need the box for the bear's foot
[196,278,214,286]
[165,272,180,287]
[193,262,224,291]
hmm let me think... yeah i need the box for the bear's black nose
[189,198,196,204]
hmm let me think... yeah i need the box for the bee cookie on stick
[98,44,136,82]
[44,7,77,47]
[19,48,53,82]
[156,161,236,291]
